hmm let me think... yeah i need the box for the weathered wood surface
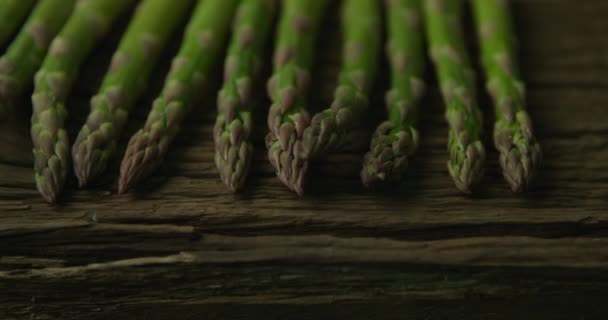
[1,0,608,318]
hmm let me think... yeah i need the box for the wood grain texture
[1,0,608,318]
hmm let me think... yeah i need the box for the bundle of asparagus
[0,0,35,48]
[0,0,76,121]
[30,0,135,203]
[361,0,426,187]
[472,0,541,192]
[302,0,381,160]
[119,0,238,193]
[265,0,329,194]
[423,0,486,194]
[214,0,278,192]
[72,0,191,187]
[0,0,541,200]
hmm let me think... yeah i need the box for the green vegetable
[72,0,191,187]
[361,0,426,187]
[265,0,329,195]
[30,0,135,203]
[119,0,238,193]
[423,0,486,194]
[214,0,278,192]
[0,0,76,120]
[472,0,541,192]
[0,0,36,48]
[302,0,381,160]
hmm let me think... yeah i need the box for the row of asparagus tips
[287,0,541,195]
[0,0,541,203]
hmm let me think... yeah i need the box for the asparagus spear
[214,0,278,192]
[119,0,238,194]
[302,0,381,160]
[0,0,36,48]
[361,0,426,187]
[30,0,135,203]
[266,0,329,194]
[0,0,76,120]
[72,0,191,187]
[472,0,541,192]
[423,0,486,194]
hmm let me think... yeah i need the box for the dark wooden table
[1,0,608,318]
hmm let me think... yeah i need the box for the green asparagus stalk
[119,0,238,194]
[0,0,76,120]
[423,0,486,194]
[30,0,135,203]
[266,0,329,195]
[72,0,191,188]
[214,0,278,192]
[0,0,36,48]
[361,0,426,187]
[472,0,541,192]
[302,0,381,160]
